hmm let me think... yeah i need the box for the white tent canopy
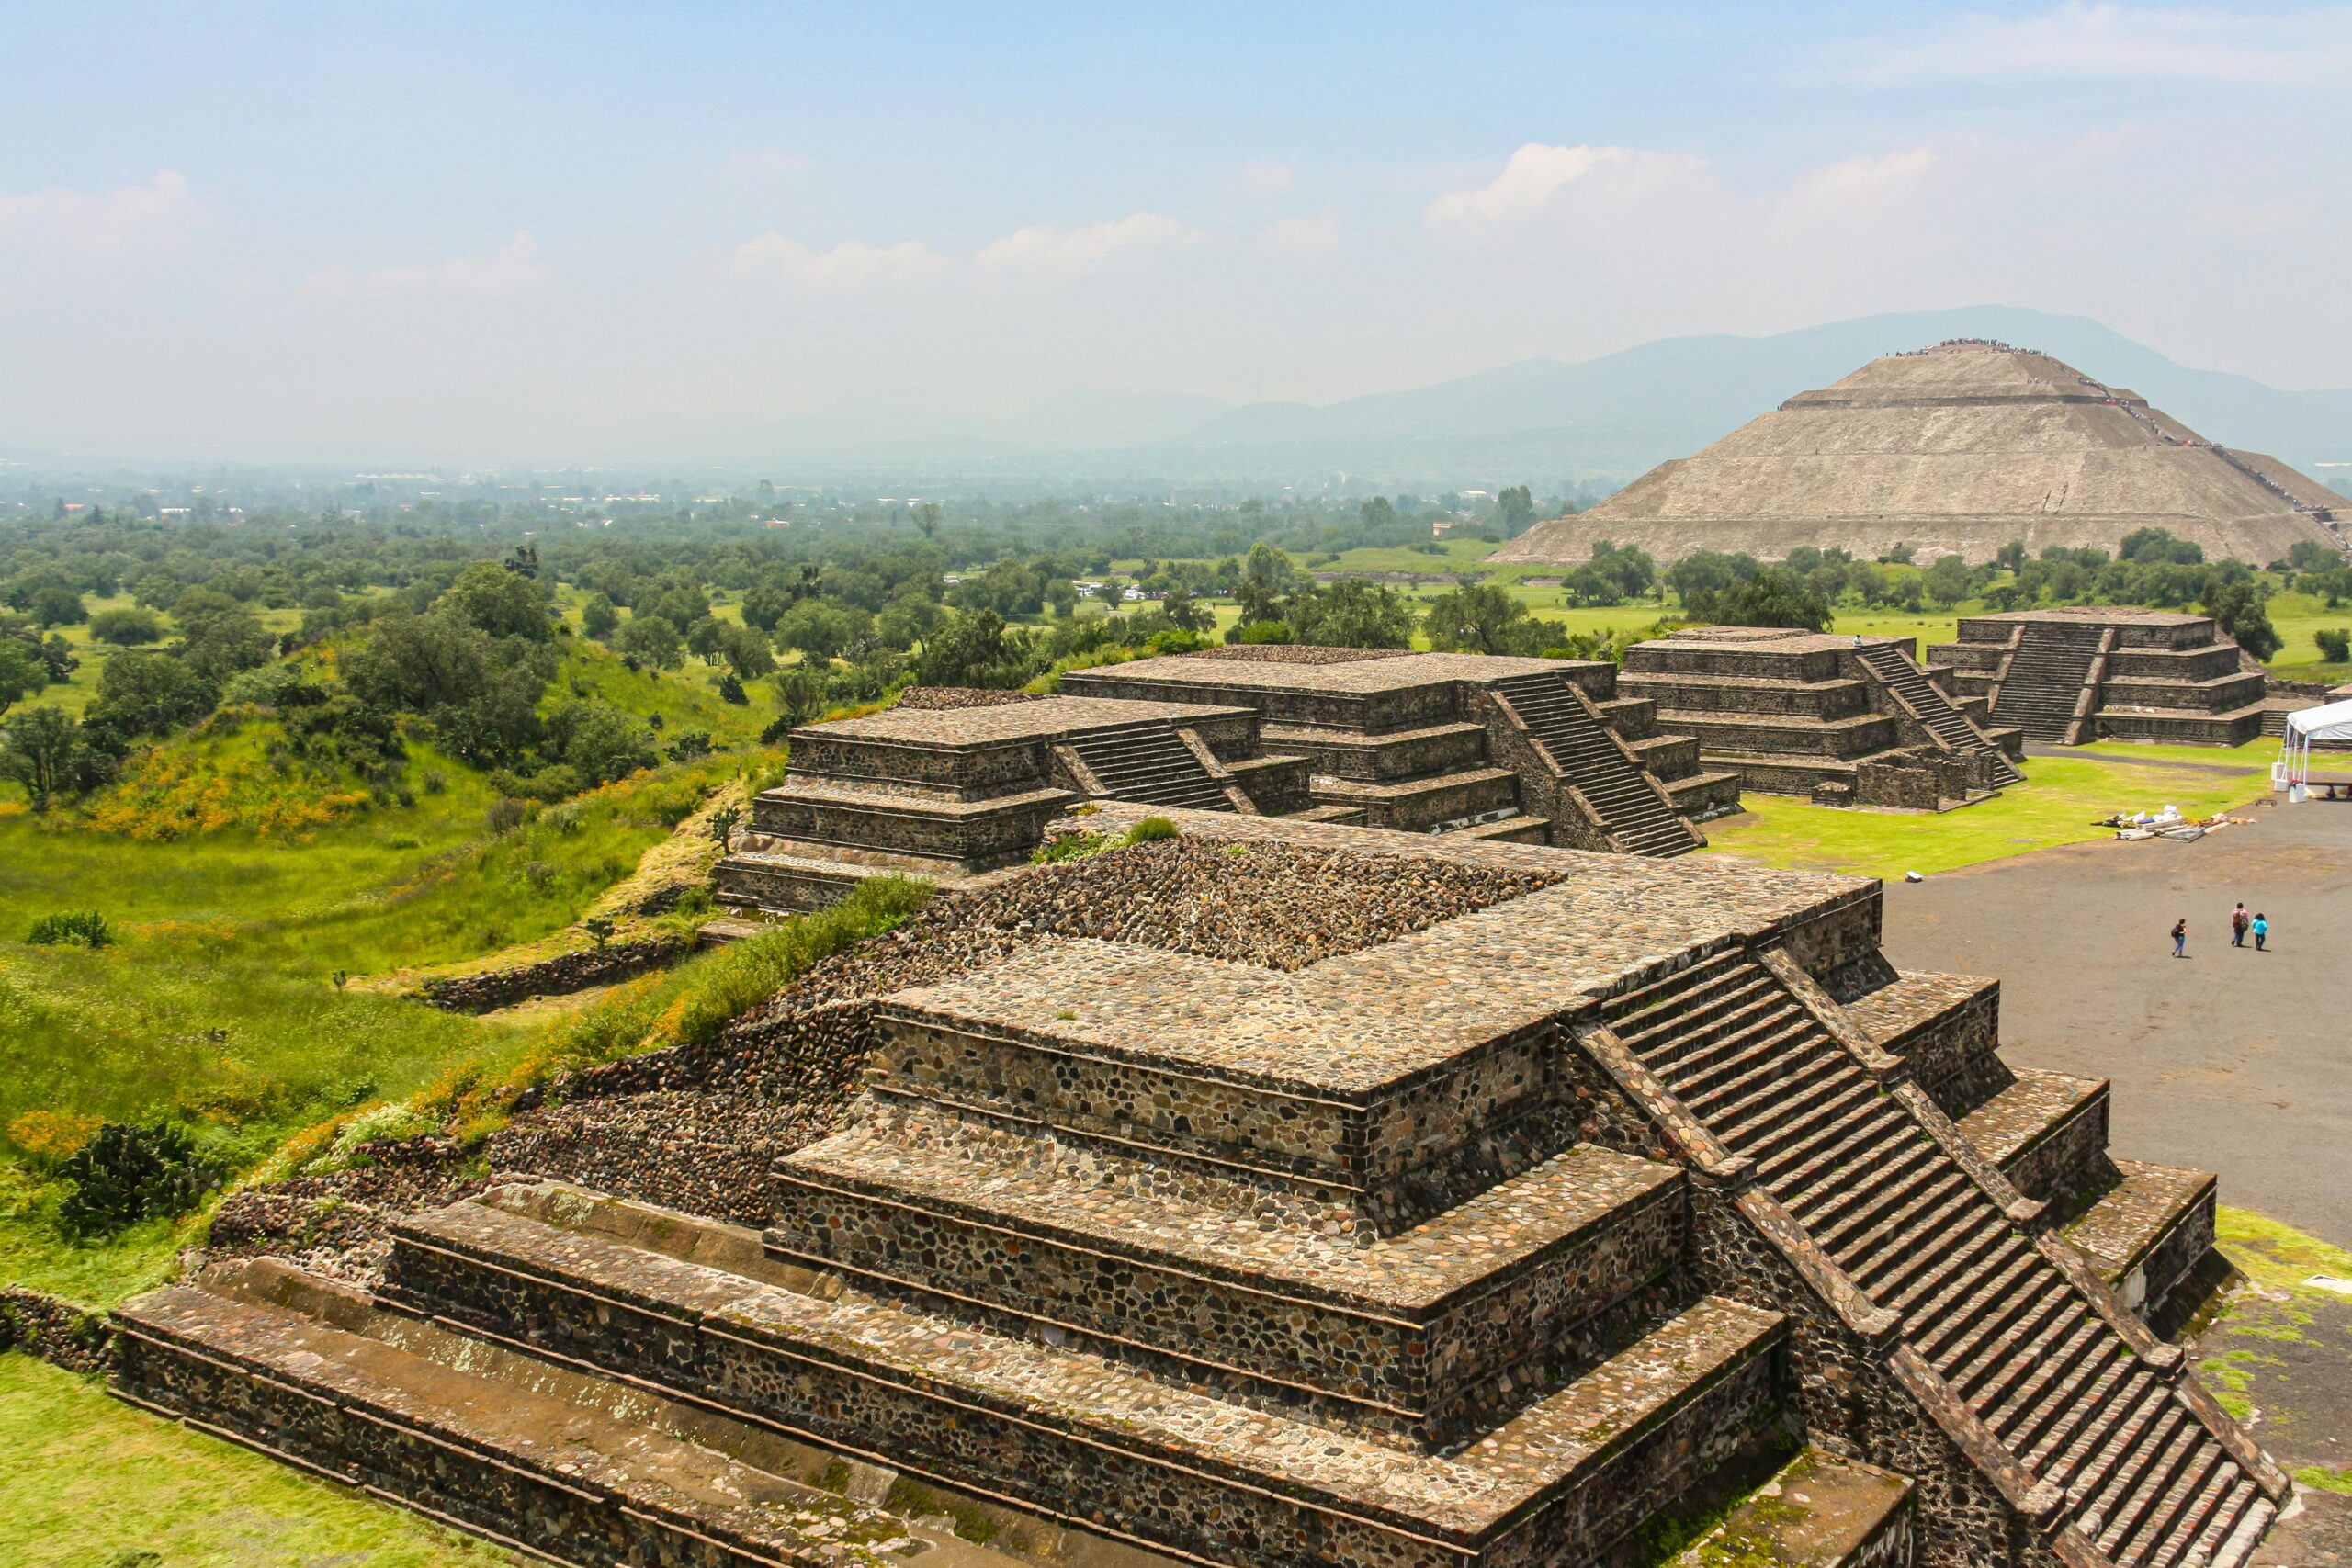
[2276,698,2352,795]
[2286,698,2352,742]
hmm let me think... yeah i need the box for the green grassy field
[0,751,736,1301]
[0,1355,519,1568]
[1701,741,2277,881]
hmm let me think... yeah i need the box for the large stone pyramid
[1494,340,2346,567]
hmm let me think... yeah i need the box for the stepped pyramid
[1494,340,2346,568]
[114,809,2288,1568]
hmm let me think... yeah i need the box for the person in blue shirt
[2252,913,2268,952]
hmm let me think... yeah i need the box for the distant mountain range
[625,307,2352,494]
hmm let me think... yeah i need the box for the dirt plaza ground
[1880,778,2351,1250]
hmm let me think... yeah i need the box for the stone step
[1453,814,1549,843]
[1308,766,1522,833]
[1665,1449,1916,1568]
[864,937,1565,1229]
[1674,1019,1838,1112]
[1958,1069,2109,1207]
[2063,1161,2219,1325]
[767,1116,1687,1444]
[379,1188,1792,1568]
[112,1262,1027,1568]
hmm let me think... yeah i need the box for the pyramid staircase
[1490,672,1700,856]
[1855,642,2025,787]
[1994,624,2108,743]
[1061,721,1236,812]
[1598,953,2280,1568]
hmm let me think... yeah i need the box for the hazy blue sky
[5,2,2349,459]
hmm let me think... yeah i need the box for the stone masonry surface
[118,805,2282,1568]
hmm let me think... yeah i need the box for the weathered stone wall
[1,1287,112,1372]
[769,1116,1690,1447]
[380,1222,1782,1568]
[413,937,685,1013]
[786,731,1054,798]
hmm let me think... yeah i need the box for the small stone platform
[716,691,1315,914]
[1925,609,2274,747]
[1062,645,1739,853]
[1620,626,2024,808]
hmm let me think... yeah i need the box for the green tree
[0,637,44,715]
[1420,582,1560,656]
[546,701,657,784]
[1286,580,1415,648]
[2,706,115,810]
[616,614,685,670]
[716,620,777,679]
[1159,587,1214,635]
[917,609,1034,687]
[1667,550,1757,607]
[437,560,552,640]
[86,649,219,738]
[1496,485,1536,536]
[174,600,276,682]
[28,585,85,627]
[1922,553,1973,609]
[912,502,944,541]
[88,606,165,645]
[1694,567,1834,632]
[773,600,869,663]
[2202,578,2281,660]
[581,592,620,639]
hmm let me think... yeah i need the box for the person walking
[2172,918,2188,958]
[2253,912,2268,952]
[2231,903,2249,947]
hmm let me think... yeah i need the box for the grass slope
[0,757,733,1301]
[1702,742,2275,881]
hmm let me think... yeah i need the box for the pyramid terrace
[1619,626,2027,807]
[1925,608,2271,747]
[1062,645,1738,851]
[115,807,2287,1568]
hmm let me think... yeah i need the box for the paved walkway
[1878,792,2352,1248]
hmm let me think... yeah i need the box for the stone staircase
[1600,953,2277,1568]
[1994,624,2107,743]
[1856,642,2025,786]
[1490,672,1699,856]
[1062,722,1235,812]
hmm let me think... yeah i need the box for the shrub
[1124,817,1180,844]
[58,1121,223,1236]
[27,909,111,947]
[486,796,529,835]
[2316,627,2350,664]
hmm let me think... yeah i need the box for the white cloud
[1841,3,2352,86]
[1787,148,1935,211]
[1240,159,1295,195]
[308,231,554,298]
[1425,144,1706,224]
[974,211,1205,276]
[1258,210,1340,262]
[0,170,209,254]
[725,145,812,177]
[726,232,951,287]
